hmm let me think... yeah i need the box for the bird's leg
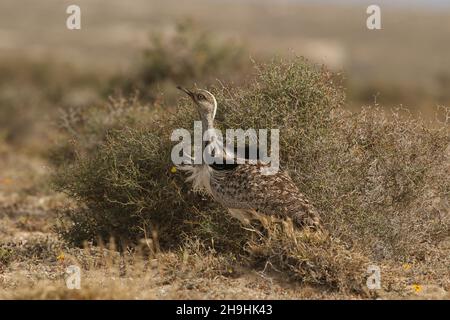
[228,208,253,226]
[228,209,269,238]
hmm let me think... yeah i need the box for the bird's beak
[177,86,194,99]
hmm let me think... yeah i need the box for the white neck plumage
[201,95,217,131]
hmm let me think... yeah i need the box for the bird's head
[177,86,217,120]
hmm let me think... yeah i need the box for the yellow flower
[402,263,411,271]
[412,284,422,293]
[57,252,65,262]
[170,166,177,174]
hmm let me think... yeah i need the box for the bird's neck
[201,114,218,155]
[201,114,215,132]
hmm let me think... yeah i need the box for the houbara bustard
[177,87,321,229]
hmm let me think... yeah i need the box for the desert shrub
[317,107,449,261]
[52,96,245,251]
[110,20,248,103]
[214,59,449,264]
[0,58,102,148]
[53,57,449,291]
[48,95,157,167]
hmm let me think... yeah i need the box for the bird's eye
[197,94,206,100]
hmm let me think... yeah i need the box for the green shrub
[53,57,449,291]
[214,59,448,262]
[54,125,245,251]
[110,20,248,103]
[52,96,245,251]
[0,58,102,148]
[48,95,156,167]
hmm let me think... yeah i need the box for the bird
[176,86,321,230]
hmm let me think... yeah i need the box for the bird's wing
[211,162,321,228]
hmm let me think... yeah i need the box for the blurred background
[0,0,449,159]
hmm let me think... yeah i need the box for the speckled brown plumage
[209,162,321,229]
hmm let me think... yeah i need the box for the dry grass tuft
[244,221,368,293]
